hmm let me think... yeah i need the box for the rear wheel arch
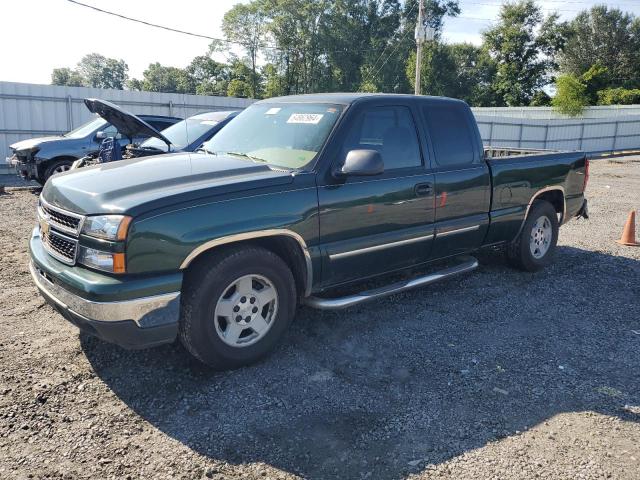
[181,231,312,298]
[530,188,565,223]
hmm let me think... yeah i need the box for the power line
[63,0,414,55]
[65,0,235,44]
[367,1,419,82]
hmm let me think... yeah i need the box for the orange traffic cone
[617,210,640,246]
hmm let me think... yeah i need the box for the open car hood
[83,98,171,147]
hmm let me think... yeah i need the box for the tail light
[583,158,589,191]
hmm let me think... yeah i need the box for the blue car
[127,110,241,158]
[7,99,180,184]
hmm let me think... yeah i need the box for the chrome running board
[304,256,479,310]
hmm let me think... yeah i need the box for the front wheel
[43,159,73,183]
[179,246,297,370]
[507,200,559,272]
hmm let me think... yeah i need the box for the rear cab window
[422,104,476,167]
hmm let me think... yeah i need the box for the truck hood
[41,153,294,216]
[10,136,65,153]
[84,98,171,147]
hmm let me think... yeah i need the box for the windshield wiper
[196,147,216,155]
[225,151,267,163]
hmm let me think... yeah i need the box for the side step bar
[303,256,479,310]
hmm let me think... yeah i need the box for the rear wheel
[179,246,297,370]
[507,200,559,272]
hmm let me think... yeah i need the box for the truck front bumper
[29,228,181,349]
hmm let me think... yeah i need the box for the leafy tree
[406,42,501,106]
[51,67,84,87]
[137,63,191,93]
[552,74,588,116]
[126,78,143,91]
[597,88,640,105]
[483,0,563,106]
[76,53,129,89]
[262,63,286,98]
[222,3,266,98]
[364,0,458,93]
[558,6,640,88]
[186,56,231,96]
[50,53,128,89]
[530,90,551,106]
[580,63,610,104]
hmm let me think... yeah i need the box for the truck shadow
[81,246,640,479]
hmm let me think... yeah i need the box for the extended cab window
[343,106,422,169]
[423,105,475,166]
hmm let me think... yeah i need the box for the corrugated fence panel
[474,113,640,155]
[3,82,640,162]
[0,81,255,159]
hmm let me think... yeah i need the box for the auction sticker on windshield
[287,113,324,124]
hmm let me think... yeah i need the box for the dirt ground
[0,158,639,480]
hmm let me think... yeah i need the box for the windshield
[142,118,219,151]
[201,103,343,169]
[65,116,107,139]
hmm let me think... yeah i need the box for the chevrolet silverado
[29,93,589,369]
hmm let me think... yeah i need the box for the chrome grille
[41,204,80,230]
[37,198,83,265]
[41,228,78,265]
[38,198,84,236]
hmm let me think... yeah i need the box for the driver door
[317,103,435,287]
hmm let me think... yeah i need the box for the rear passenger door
[421,103,490,259]
[318,103,436,287]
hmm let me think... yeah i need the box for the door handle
[414,182,433,196]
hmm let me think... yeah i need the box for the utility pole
[414,0,425,95]
[414,0,435,96]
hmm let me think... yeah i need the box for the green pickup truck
[30,93,589,369]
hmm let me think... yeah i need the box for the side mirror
[95,130,106,140]
[336,149,384,177]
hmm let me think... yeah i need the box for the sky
[1,0,640,86]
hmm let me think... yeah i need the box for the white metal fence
[0,81,255,162]
[2,82,640,165]
[472,112,640,154]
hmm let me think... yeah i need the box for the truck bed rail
[484,146,559,159]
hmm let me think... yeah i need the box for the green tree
[597,88,640,105]
[406,42,501,106]
[552,74,588,116]
[363,0,458,93]
[76,53,129,89]
[530,90,551,106]
[558,6,640,89]
[185,56,231,96]
[222,3,266,98]
[137,63,191,93]
[483,0,562,106]
[51,67,84,87]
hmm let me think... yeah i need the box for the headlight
[81,215,131,240]
[78,247,126,274]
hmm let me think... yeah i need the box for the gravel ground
[1,158,639,480]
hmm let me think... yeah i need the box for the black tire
[507,200,559,272]
[43,159,73,183]
[179,245,297,370]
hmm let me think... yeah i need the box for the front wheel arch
[41,156,78,182]
[181,232,311,298]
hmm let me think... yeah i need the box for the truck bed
[484,146,568,159]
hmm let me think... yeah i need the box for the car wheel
[179,245,297,370]
[44,160,73,182]
[507,200,559,272]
